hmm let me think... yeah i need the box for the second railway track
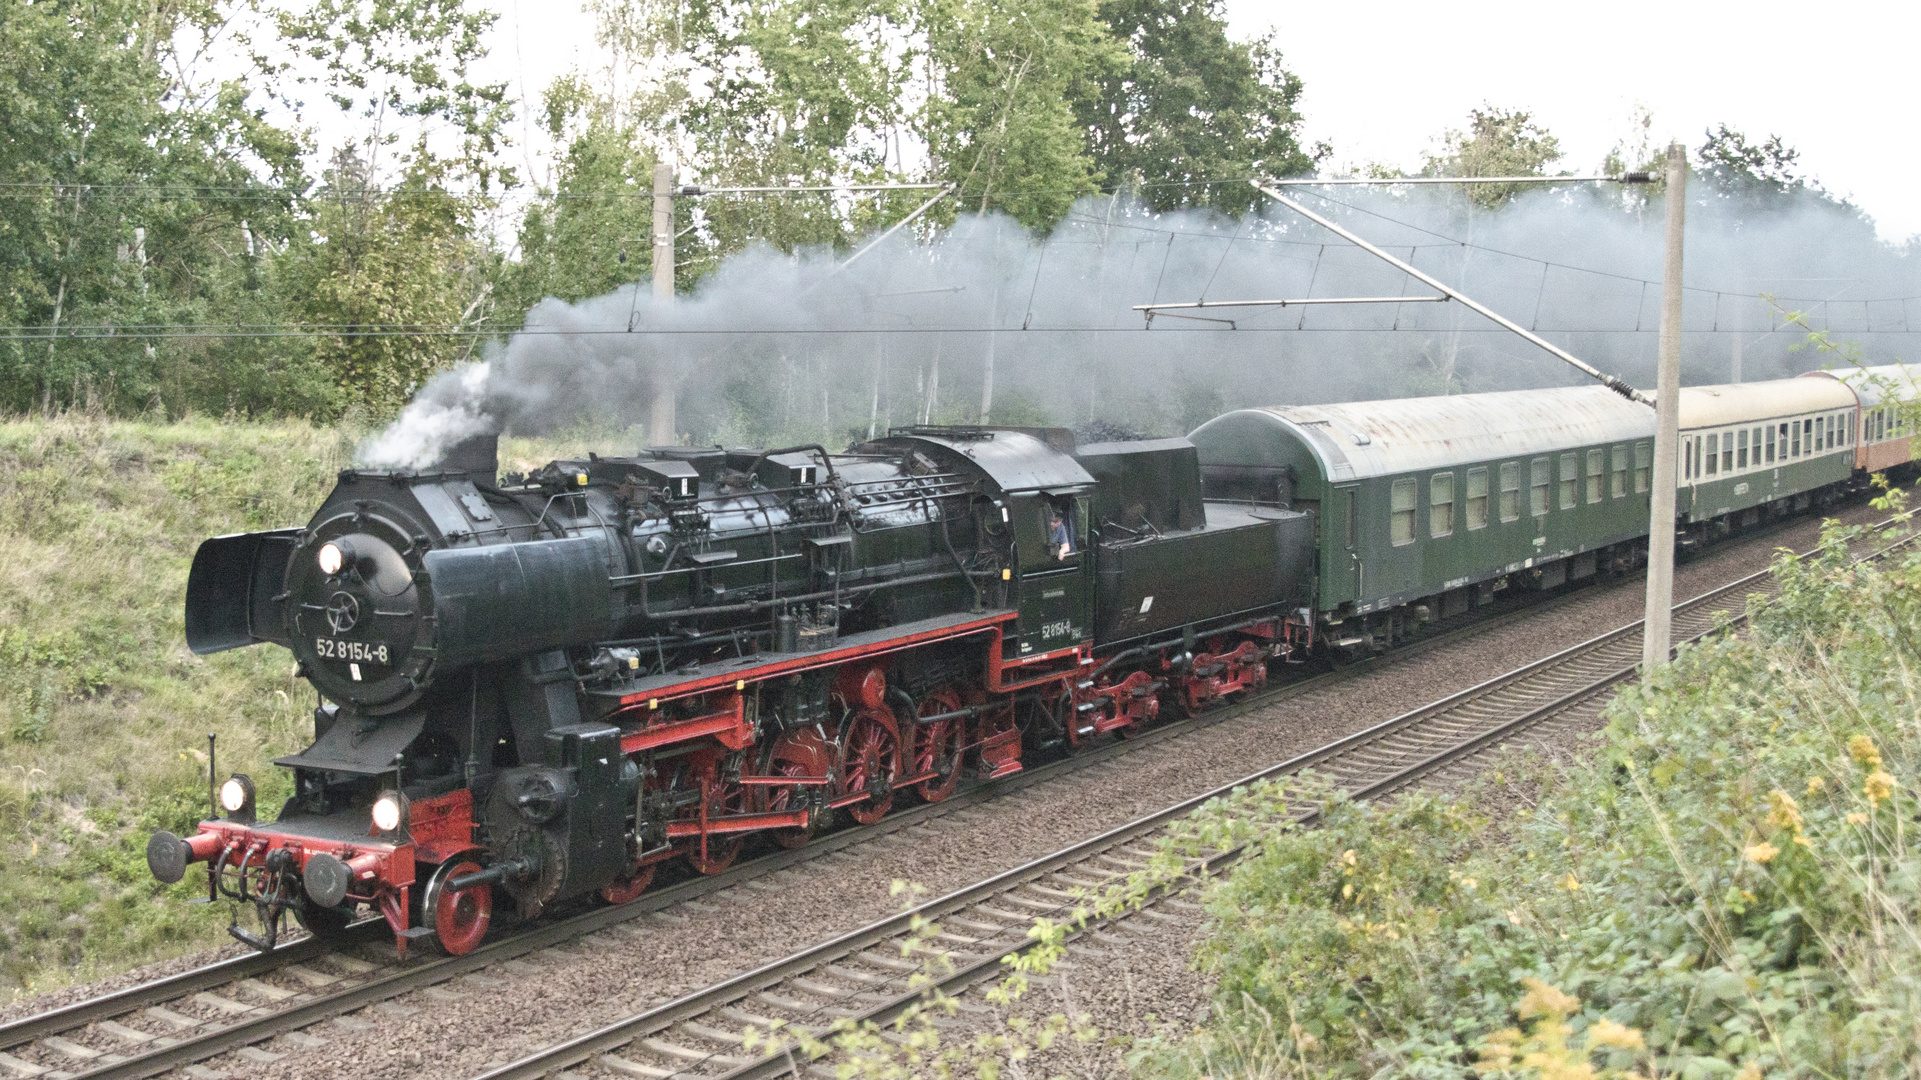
[470,521,1917,1080]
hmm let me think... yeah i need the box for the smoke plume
[360,186,1921,469]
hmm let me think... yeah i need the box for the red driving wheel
[913,687,964,802]
[598,862,657,905]
[838,707,900,825]
[762,757,820,849]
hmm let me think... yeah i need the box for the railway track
[469,521,1913,1080]
[0,509,1877,1080]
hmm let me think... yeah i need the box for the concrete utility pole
[1642,143,1687,671]
[650,161,677,445]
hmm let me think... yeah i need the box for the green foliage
[921,0,1124,229]
[271,0,514,189]
[1423,106,1564,209]
[1115,512,1921,1079]
[294,152,486,412]
[499,77,662,312]
[1696,125,1807,203]
[1072,0,1320,214]
[0,0,319,416]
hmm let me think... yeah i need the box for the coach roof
[1799,363,1921,409]
[1679,377,1858,429]
[1190,385,1654,484]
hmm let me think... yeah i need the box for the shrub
[1125,512,1921,1080]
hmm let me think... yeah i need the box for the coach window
[1681,438,1692,481]
[1584,449,1604,503]
[1737,428,1748,469]
[1499,462,1521,522]
[1465,468,1489,530]
[1390,478,1417,546]
[1722,431,1735,473]
[1764,424,1775,463]
[1559,452,1577,510]
[1705,433,1719,475]
[1779,422,1791,458]
[1430,473,1454,538]
[1803,418,1813,453]
[1790,420,1801,457]
[1753,426,1763,462]
[1530,457,1551,517]
[1612,445,1629,495]
[1635,441,1652,493]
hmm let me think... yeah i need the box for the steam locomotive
[150,365,1917,956]
[153,427,1314,954]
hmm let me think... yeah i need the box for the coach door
[1009,490,1090,657]
[1333,484,1362,605]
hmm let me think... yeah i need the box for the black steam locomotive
[153,428,1314,954]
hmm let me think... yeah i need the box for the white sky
[482,0,1918,241]
[1226,0,1919,241]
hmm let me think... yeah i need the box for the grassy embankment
[0,415,596,999]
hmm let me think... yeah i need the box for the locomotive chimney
[432,434,499,482]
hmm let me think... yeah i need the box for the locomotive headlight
[219,773,256,819]
[371,791,408,834]
[317,542,345,575]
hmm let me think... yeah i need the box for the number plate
[315,638,390,665]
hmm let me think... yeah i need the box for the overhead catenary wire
[1255,182,1651,404]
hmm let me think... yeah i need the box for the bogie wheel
[838,707,900,825]
[419,859,492,956]
[599,862,657,905]
[913,687,964,802]
[294,900,357,943]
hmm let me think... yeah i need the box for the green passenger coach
[1676,380,1858,532]
[1190,386,1656,652]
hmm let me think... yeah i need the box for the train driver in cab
[1048,501,1076,560]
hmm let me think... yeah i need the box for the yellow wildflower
[1792,835,1812,848]
[1805,775,1826,795]
[1744,842,1780,865]
[1865,769,1896,804]
[1767,789,1804,831]
[1517,978,1581,1018]
[1521,1053,1594,1080]
[1734,1063,1763,1080]
[1474,1028,1522,1073]
[1342,882,1354,899]
[1585,1017,1646,1051]
[1507,910,1524,925]
[1558,873,1581,892]
[1848,811,1869,826]
[1848,734,1882,767]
